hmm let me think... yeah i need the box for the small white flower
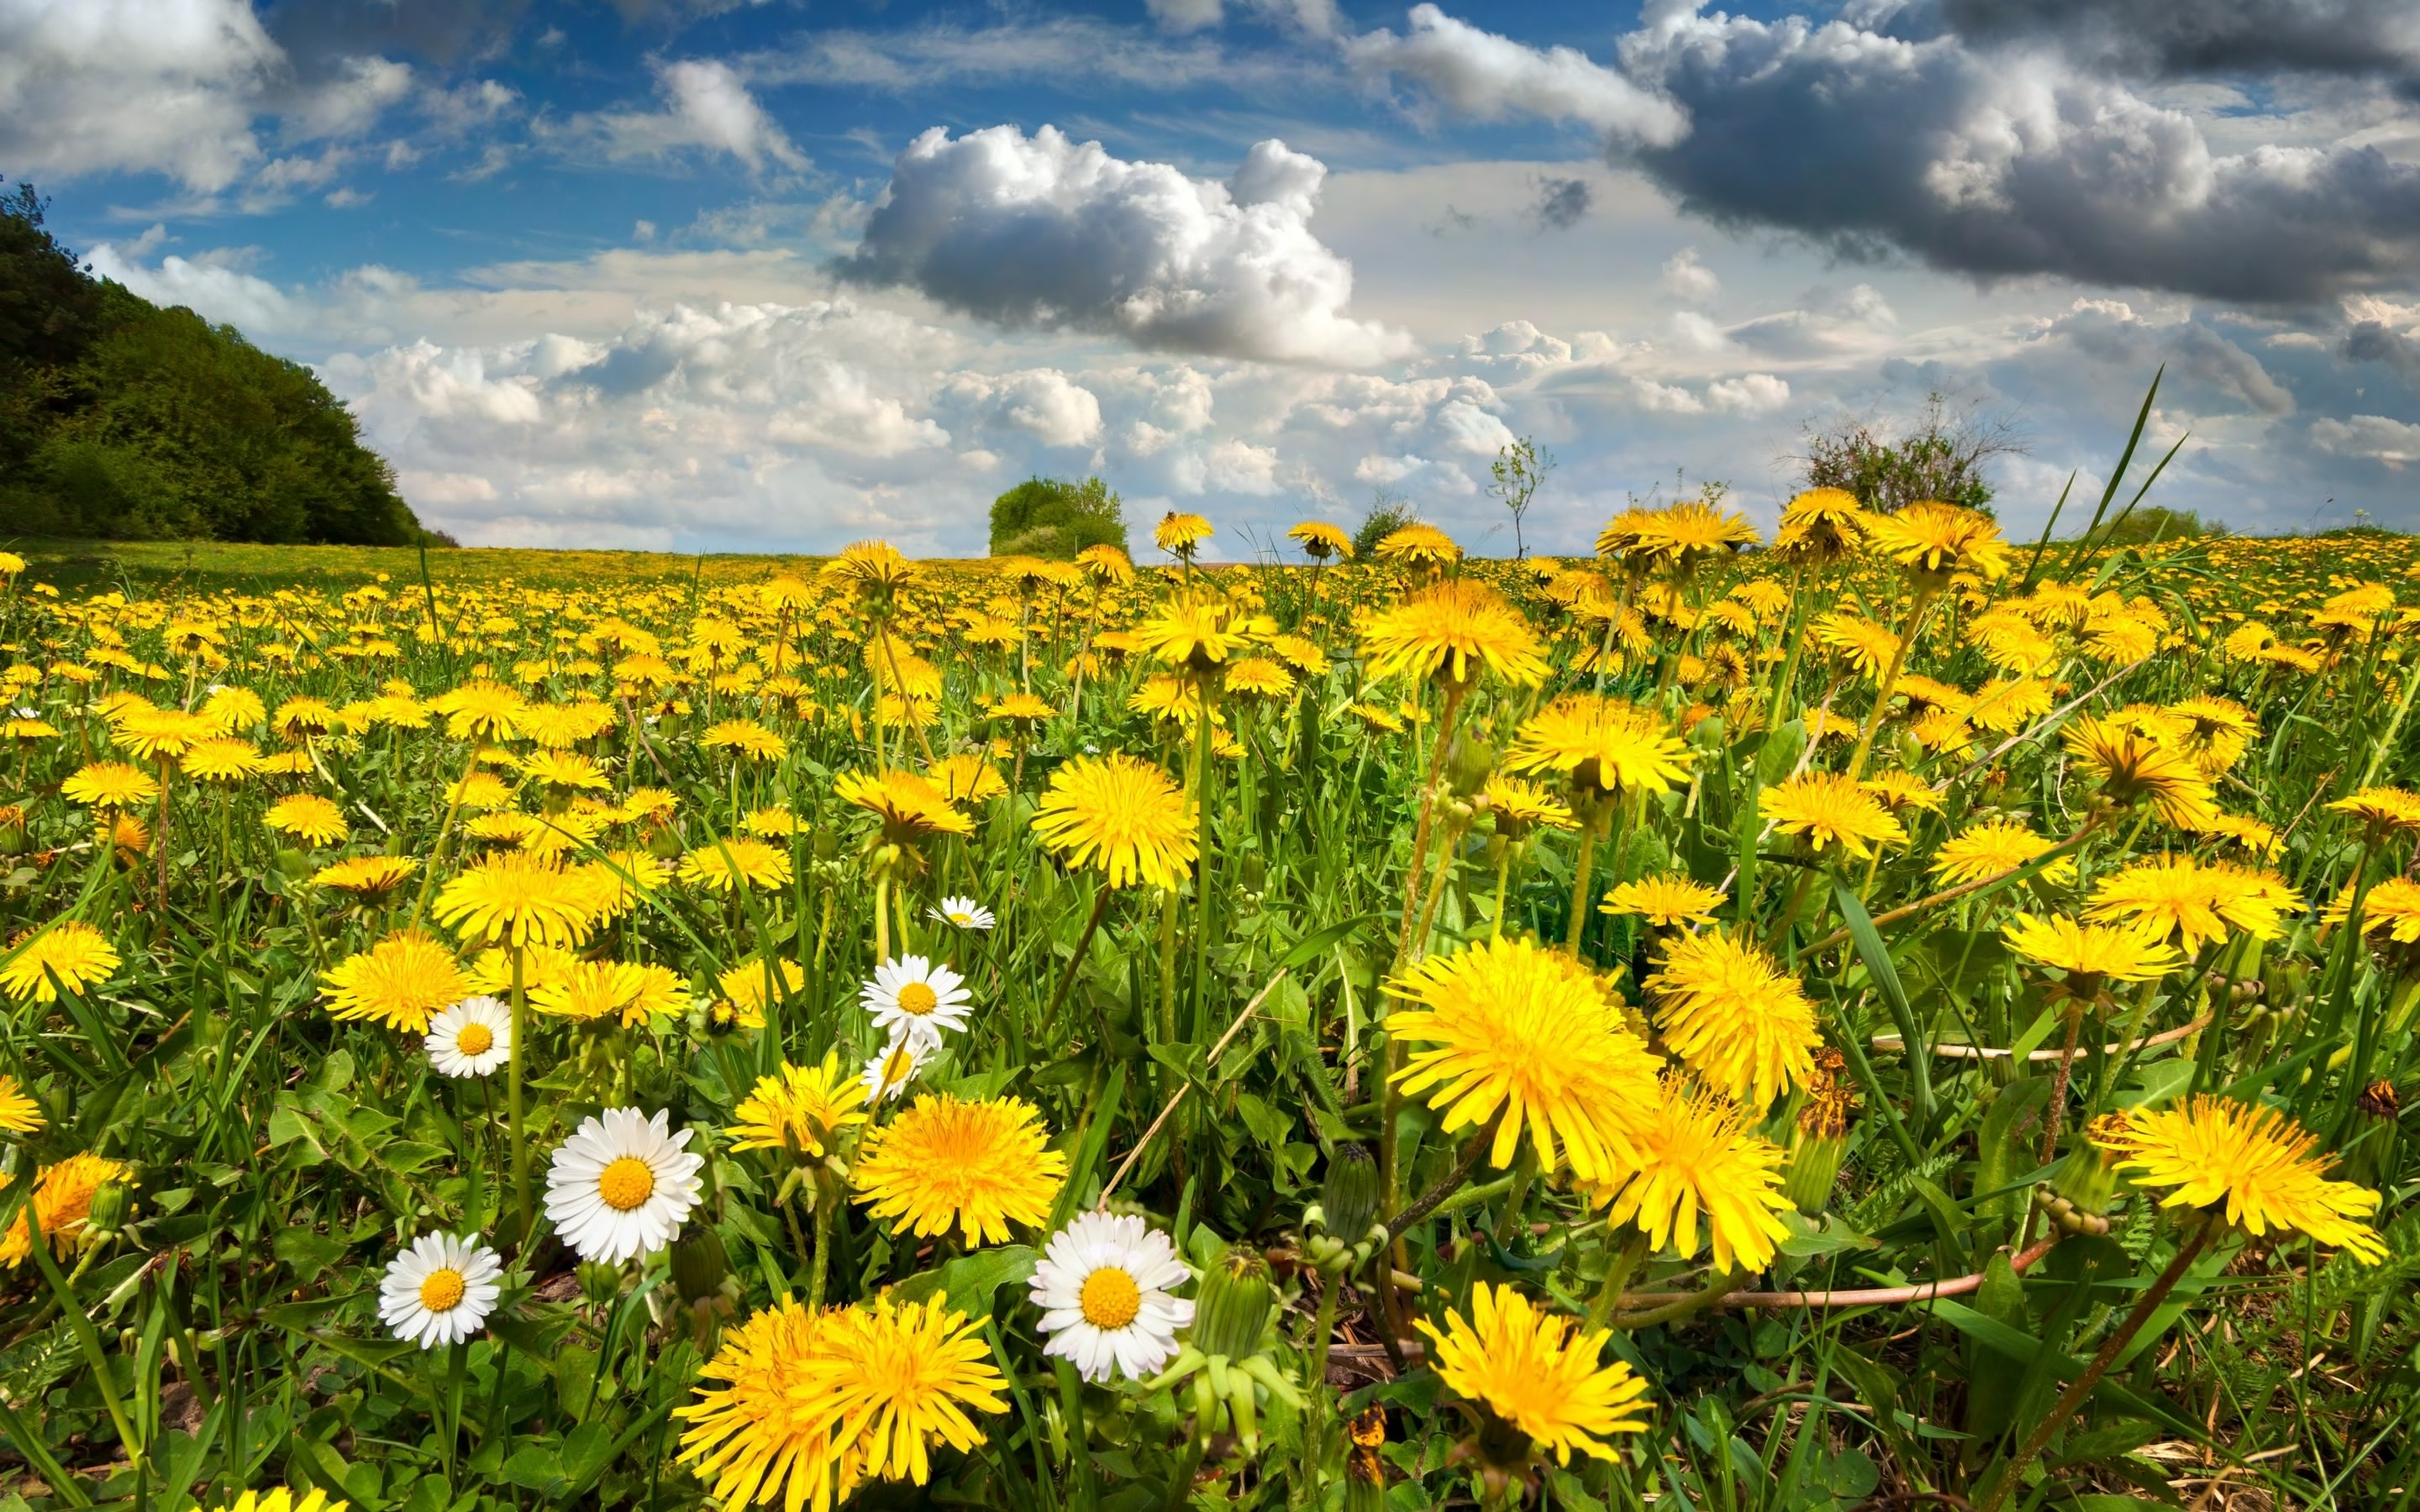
[860,955,972,1049]
[378,1231,502,1349]
[927,895,997,932]
[860,1037,930,1103]
[544,1107,704,1264]
[1028,1212,1195,1382]
[426,996,511,1079]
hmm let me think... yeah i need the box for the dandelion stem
[1976,1224,2212,1512]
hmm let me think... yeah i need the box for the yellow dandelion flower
[1930,818,2076,885]
[311,854,419,898]
[2002,914,2182,985]
[0,921,119,1004]
[787,1294,1009,1498]
[1760,771,1907,858]
[676,1296,855,1512]
[0,1074,44,1135]
[1031,753,1197,890]
[834,769,974,843]
[322,930,471,1034]
[702,719,790,763]
[1,1153,128,1268]
[1481,774,1577,839]
[434,852,604,948]
[60,761,160,810]
[717,957,807,1027]
[1591,1077,1794,1273]
[1360,580,1550,690]
[679,837,794,893]
[1644,930,1821,1109]
[2063,715,2218,831]
[2086,855,2299,953]
[851,1095,1067,1245]
[1865,501,2013,581]
[729,1053,869,1159]
[1384,938,1663,1182]
[1601,874,1725,928]
[1287,519,1354,560]
[1502,694,1692,801]
[265,794,349,847]
[2091,1097,2383,1261]
[1415,1284,1649,1464]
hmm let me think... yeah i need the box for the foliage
[1,485,2417,1512]
[0,176,422,548]
[1800,389,2018,515]
[2086,505,2224,545]
[1351,486,1418,558]
[986,475,1128,559]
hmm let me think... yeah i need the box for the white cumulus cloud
[837,126,1413,366]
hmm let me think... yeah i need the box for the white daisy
[1028,1212,1195,1382]
[377,1231,502,1349]
[860,1037,930,1103]
[543,1107,704,1264]
[927,895,997,932]
[859,955,972,1049]
[426,995,511,1079]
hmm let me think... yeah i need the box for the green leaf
[1276,912,1387,971]
[1833,876,1933,1126]
[272,1228,348,1273]
[1928,1299,2197,1436]
[892,1245,1040,1321]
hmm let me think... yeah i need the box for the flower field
[2,503,2418,1512]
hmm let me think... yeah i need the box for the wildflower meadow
[4,487,2420,1512]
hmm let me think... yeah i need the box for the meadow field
[2,502,2417,1512]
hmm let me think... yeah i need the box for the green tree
[988,475,1128,559]
[1352,486,1418,559]
[1798,391,2018,516]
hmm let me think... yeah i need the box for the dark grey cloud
[1938,0,2420,82]
[1530,175,1591,230]
[2344,320,2420,383]
[260,0,531,72]
[1617,10,2420,303]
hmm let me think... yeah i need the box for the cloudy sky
[8,0,2420,554]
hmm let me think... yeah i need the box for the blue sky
[8,0,2420,553]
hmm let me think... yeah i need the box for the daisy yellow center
[456,1023,493,1056]
[897,982,939,1016]
[881,1047,916,1084]
[598,1156,656,1211]
[418,1268,466,1312]
[948,911,972,925]
[1080,1266,1142,1330]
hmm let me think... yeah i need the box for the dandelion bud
[2038,1115,2124,1235]
[1782,1089,1852,1217]
[1445,732,1496,797]
[85,1178,134,1242]
[2342,1079,2400,1190]
[1318,1143,1382,1247]
[1190,1244,1276,1360]
[670,1226,731,1305]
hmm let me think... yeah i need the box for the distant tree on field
[1796,391,2019,516]
[988,475,1128,559]
[1489,436,1552,561]
[1352,486,1418,559]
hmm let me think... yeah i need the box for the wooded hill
[0,179,424,546]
